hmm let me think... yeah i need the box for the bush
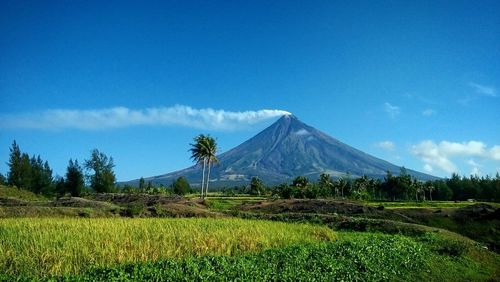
[120,204,145,217]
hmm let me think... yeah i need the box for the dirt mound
[86,193,218,218]
[50,197,119,209]
[0,197,29,206]
[455,203,499,220]
[240,199,378,215]
[90,193,183,205]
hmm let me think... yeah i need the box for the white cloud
[439,141,487,157]
[468,82,497,97]
[294,129,310,136]
[0,105,291,131]
[422,109,436,116]
[411,140,458,174]
[384,102,400,118]
[490,146,500,160]
[467,159,481,167]
[467,159,481,176]
[410,140,500,175]
[423,164,433,173]
[470,166,480,176]
[375,141,395,151]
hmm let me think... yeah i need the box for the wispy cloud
[468,82,497,97]
[423,164,433,173]
[422,109,436,117]
[0,105,291,131]
[383,102,400,118]
[410,140,500,174]
[467,159,481,176]
[375,141,395,151]
[491,146,500,160]
[293,129,310,136]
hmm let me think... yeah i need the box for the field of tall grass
[18,232,500,281]
[0,217,335,278]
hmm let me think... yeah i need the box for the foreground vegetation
[0,218,334,278]
[2,232,498,281]
[0,187,499,280]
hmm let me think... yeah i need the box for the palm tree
[189,134,219,199]
[199,135,218,197]
[189,135,208,198]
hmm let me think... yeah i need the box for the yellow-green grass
[0,206,118,218]
[0,185,48,202]
[0,217,336,278]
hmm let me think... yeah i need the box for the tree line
[265,169,500,202]
[2,141,116,197]
[121,176,192,196]
[3,139,499,202]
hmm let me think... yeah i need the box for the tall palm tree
[189,134,219,199]
[199,136,218,197]
[189,135,208,198]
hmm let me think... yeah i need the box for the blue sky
[1,0,499,181]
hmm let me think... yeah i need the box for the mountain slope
[131,115,436,187]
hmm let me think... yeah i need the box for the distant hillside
[126,115,437,187]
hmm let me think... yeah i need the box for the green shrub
[120,204,145,217]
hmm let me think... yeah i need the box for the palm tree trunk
[201,158,206,199]
[205,159,211,197]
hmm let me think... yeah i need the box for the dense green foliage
[271,170,500,202]
[6,140,22,188]
[6,141,54,196]
[4,141,121,196]
[64,159,85,197]
[84,149,116,193]
[171,176,191,195]
[249,176,265,195]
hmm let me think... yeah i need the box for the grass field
[0,217,335,278]
[23,232,500,281]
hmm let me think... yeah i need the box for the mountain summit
[137,115,435,186]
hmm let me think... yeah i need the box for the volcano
[132,115,435,187]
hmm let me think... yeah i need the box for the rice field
[0,217,336,278]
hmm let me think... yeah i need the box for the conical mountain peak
[136,116,436,187]
[277,113,300,123]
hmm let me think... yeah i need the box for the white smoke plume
[0,105,292,131]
